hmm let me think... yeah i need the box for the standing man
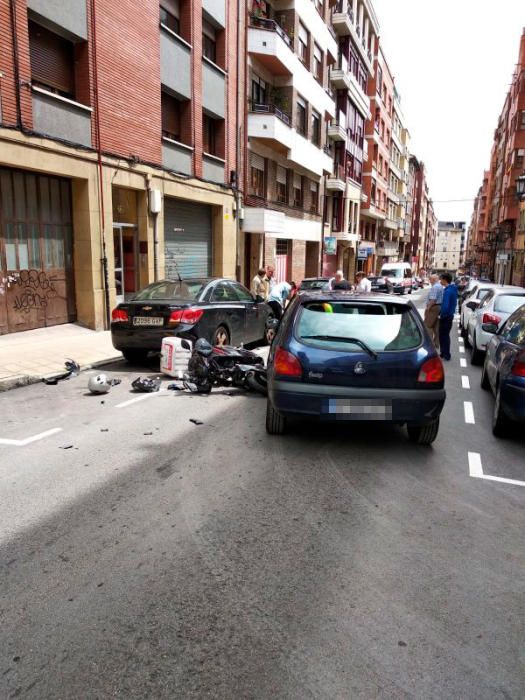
[424,273,443,349]
[267,281,297,320]
[331,270,351,290]
[438,273,458,361]
[251,268,266,298]
[263,266,275,299]
[355,271,371,294]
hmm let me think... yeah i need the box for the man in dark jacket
[438,273,458,361]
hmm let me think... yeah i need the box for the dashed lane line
[459,346,465,353]
[460,358,467,367]
[115,390,167,409]
[468,452,525,487]
[464,401,475,424]
[461,376,470,389]
[0,428,63,447]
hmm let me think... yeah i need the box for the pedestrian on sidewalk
[267,281,296,320]
[251,268,266,298]
[355,271,371,294]
[263,266,276,299]
[424,273,443,349]
[438,273,458,361]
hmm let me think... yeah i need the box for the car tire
[481,359,490,391]
[492,385,513,438]
[122,349,149,364]
[266,400,286,435]
[407,418,439,445]
[464,329,472,349]
[470,335,484,366]
[213,325,230,346]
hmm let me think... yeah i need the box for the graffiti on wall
[8,270,60,314]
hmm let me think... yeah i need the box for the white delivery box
[160,337,193,378]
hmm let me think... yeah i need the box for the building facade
[433,221,465,272]
[243,0,338,286]
[0,0,243,334]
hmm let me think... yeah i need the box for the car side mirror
[466,301,478,310]
[481,322,498,334]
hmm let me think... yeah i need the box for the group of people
[251,266,296,320]
[329,270,372,294]
[424,272,458,361]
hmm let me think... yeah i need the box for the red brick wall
[0,0,33,129]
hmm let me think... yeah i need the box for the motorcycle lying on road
[184,338,268,395]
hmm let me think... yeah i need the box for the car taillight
[111,308,128,322]
[482,312,501,325]
[169,308,204,325]
[274,347,302,378]
[511,351,525,377]
[417,357,444,384]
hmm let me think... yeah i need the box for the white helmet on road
[88,373,111,394]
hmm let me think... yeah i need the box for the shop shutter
[164,198,212,278]
[276,166,287,184]
[29,21,75,97]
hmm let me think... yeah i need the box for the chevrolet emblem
[142,306,153,311]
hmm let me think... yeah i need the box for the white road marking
[116,391,166,409]
[460,358,467,367]
[468,451,525,487]
[464,401,475,424]
[459,346,465,353]
[0,427,62,447]
[461,375,470,389]
[458,337,464,344]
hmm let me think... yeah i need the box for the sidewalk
[0,324,123,391]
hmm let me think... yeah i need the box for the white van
[380,262,413,295]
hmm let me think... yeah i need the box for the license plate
[323,398,392,420]
[133,316,164,327]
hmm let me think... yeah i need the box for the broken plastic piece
[131,376,161,393]
[189,418,203,425]
[43,359,81,385]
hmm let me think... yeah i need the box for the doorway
[275,238,291,283]
[113,224,138,303]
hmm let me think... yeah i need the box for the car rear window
[476,288,492,301]
[382,268,402,278]
[296,301,422,352]
[300,280,328,290]
[494,295,525,314]
[134,281,205,301]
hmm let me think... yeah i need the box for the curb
[0,355,125,393]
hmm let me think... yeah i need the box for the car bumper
[501,381,525,423]
[111,325,195,352]
[269,381,446,424]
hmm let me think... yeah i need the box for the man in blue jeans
[438,273,458,361]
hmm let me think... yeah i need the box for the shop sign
[324,236,337,256]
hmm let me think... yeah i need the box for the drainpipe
[9,0,22,128]
[91,0,111,328]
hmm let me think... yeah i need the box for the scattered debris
[398,641,407,647]
[143,431,153,436]
[43,359,80,385]
[189,418,203,425]
[88,375,122,394]
[131,377,161,393]
[59,444,74,450]
[167,382,185,391]
[100,428,109,432]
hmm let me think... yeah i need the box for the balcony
[332,1,354,35]
[161,27,191,100]
[384,218,398,230]
[377,241,399,256]
[162,137,193,175]
[31,86,91,147]
[203,153,226,183]
[328,115,347,142]
[248,16,294,76]
[28,0,87,39]
[202,59,226,119]
[329,60,370,119]
[326,164,346,191]
[248,102,293,153]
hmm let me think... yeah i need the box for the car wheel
[481,359,490,391]
[492,385,512,438]
[266,400,286,435]
[213,325,230,346]
[122,349,149,364]
[470,335,484,366]
[407,418,440,445]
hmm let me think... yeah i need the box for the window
[161,91,182,141]
[203,113,219,155]
[298,22,308,64]
[296,96,307,136]
[311,109,321,146]
[314,0,323,15]
[231,283,255,302]
[276,166,287,203]
[160,0,180,34]
[250,152,266,198]
[376,65,383,96]
[202,19,217,63]
[516,149,524,168]
[310,180,319,214]
[313,44,323,82]
[520,111,525,129]
[29,21,75,99]
[212,281,239,302]
[293,173,303,207]
[251,75,267,106]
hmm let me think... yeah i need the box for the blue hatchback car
[266,292,446,445]
[481,303,525,436]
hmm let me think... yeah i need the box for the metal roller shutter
[164,198,212,278]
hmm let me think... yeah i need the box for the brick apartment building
[469,28,525,286]
[242,0,338,286]
[0,0,243,334]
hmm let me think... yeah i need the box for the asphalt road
[1,289,524,699]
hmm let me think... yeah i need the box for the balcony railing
[332,163,346,180]
[249,100,291,126]
[324,144,333,156]
[249,15,293,49]
[335,0,354,21]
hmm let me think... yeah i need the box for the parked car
[460,283,497,335]
[369,275,394,293]
[466,287,525,364]
[380,262,413,295]
[481,304,525,436]
[111,278,273,363]
[265,292,446,444]
[298,277,331,291]
[458,278,480,314]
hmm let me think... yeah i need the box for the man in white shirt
[355,271,371,294]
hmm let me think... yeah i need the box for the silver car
[466,286,525,364]
[460,283,497,336]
